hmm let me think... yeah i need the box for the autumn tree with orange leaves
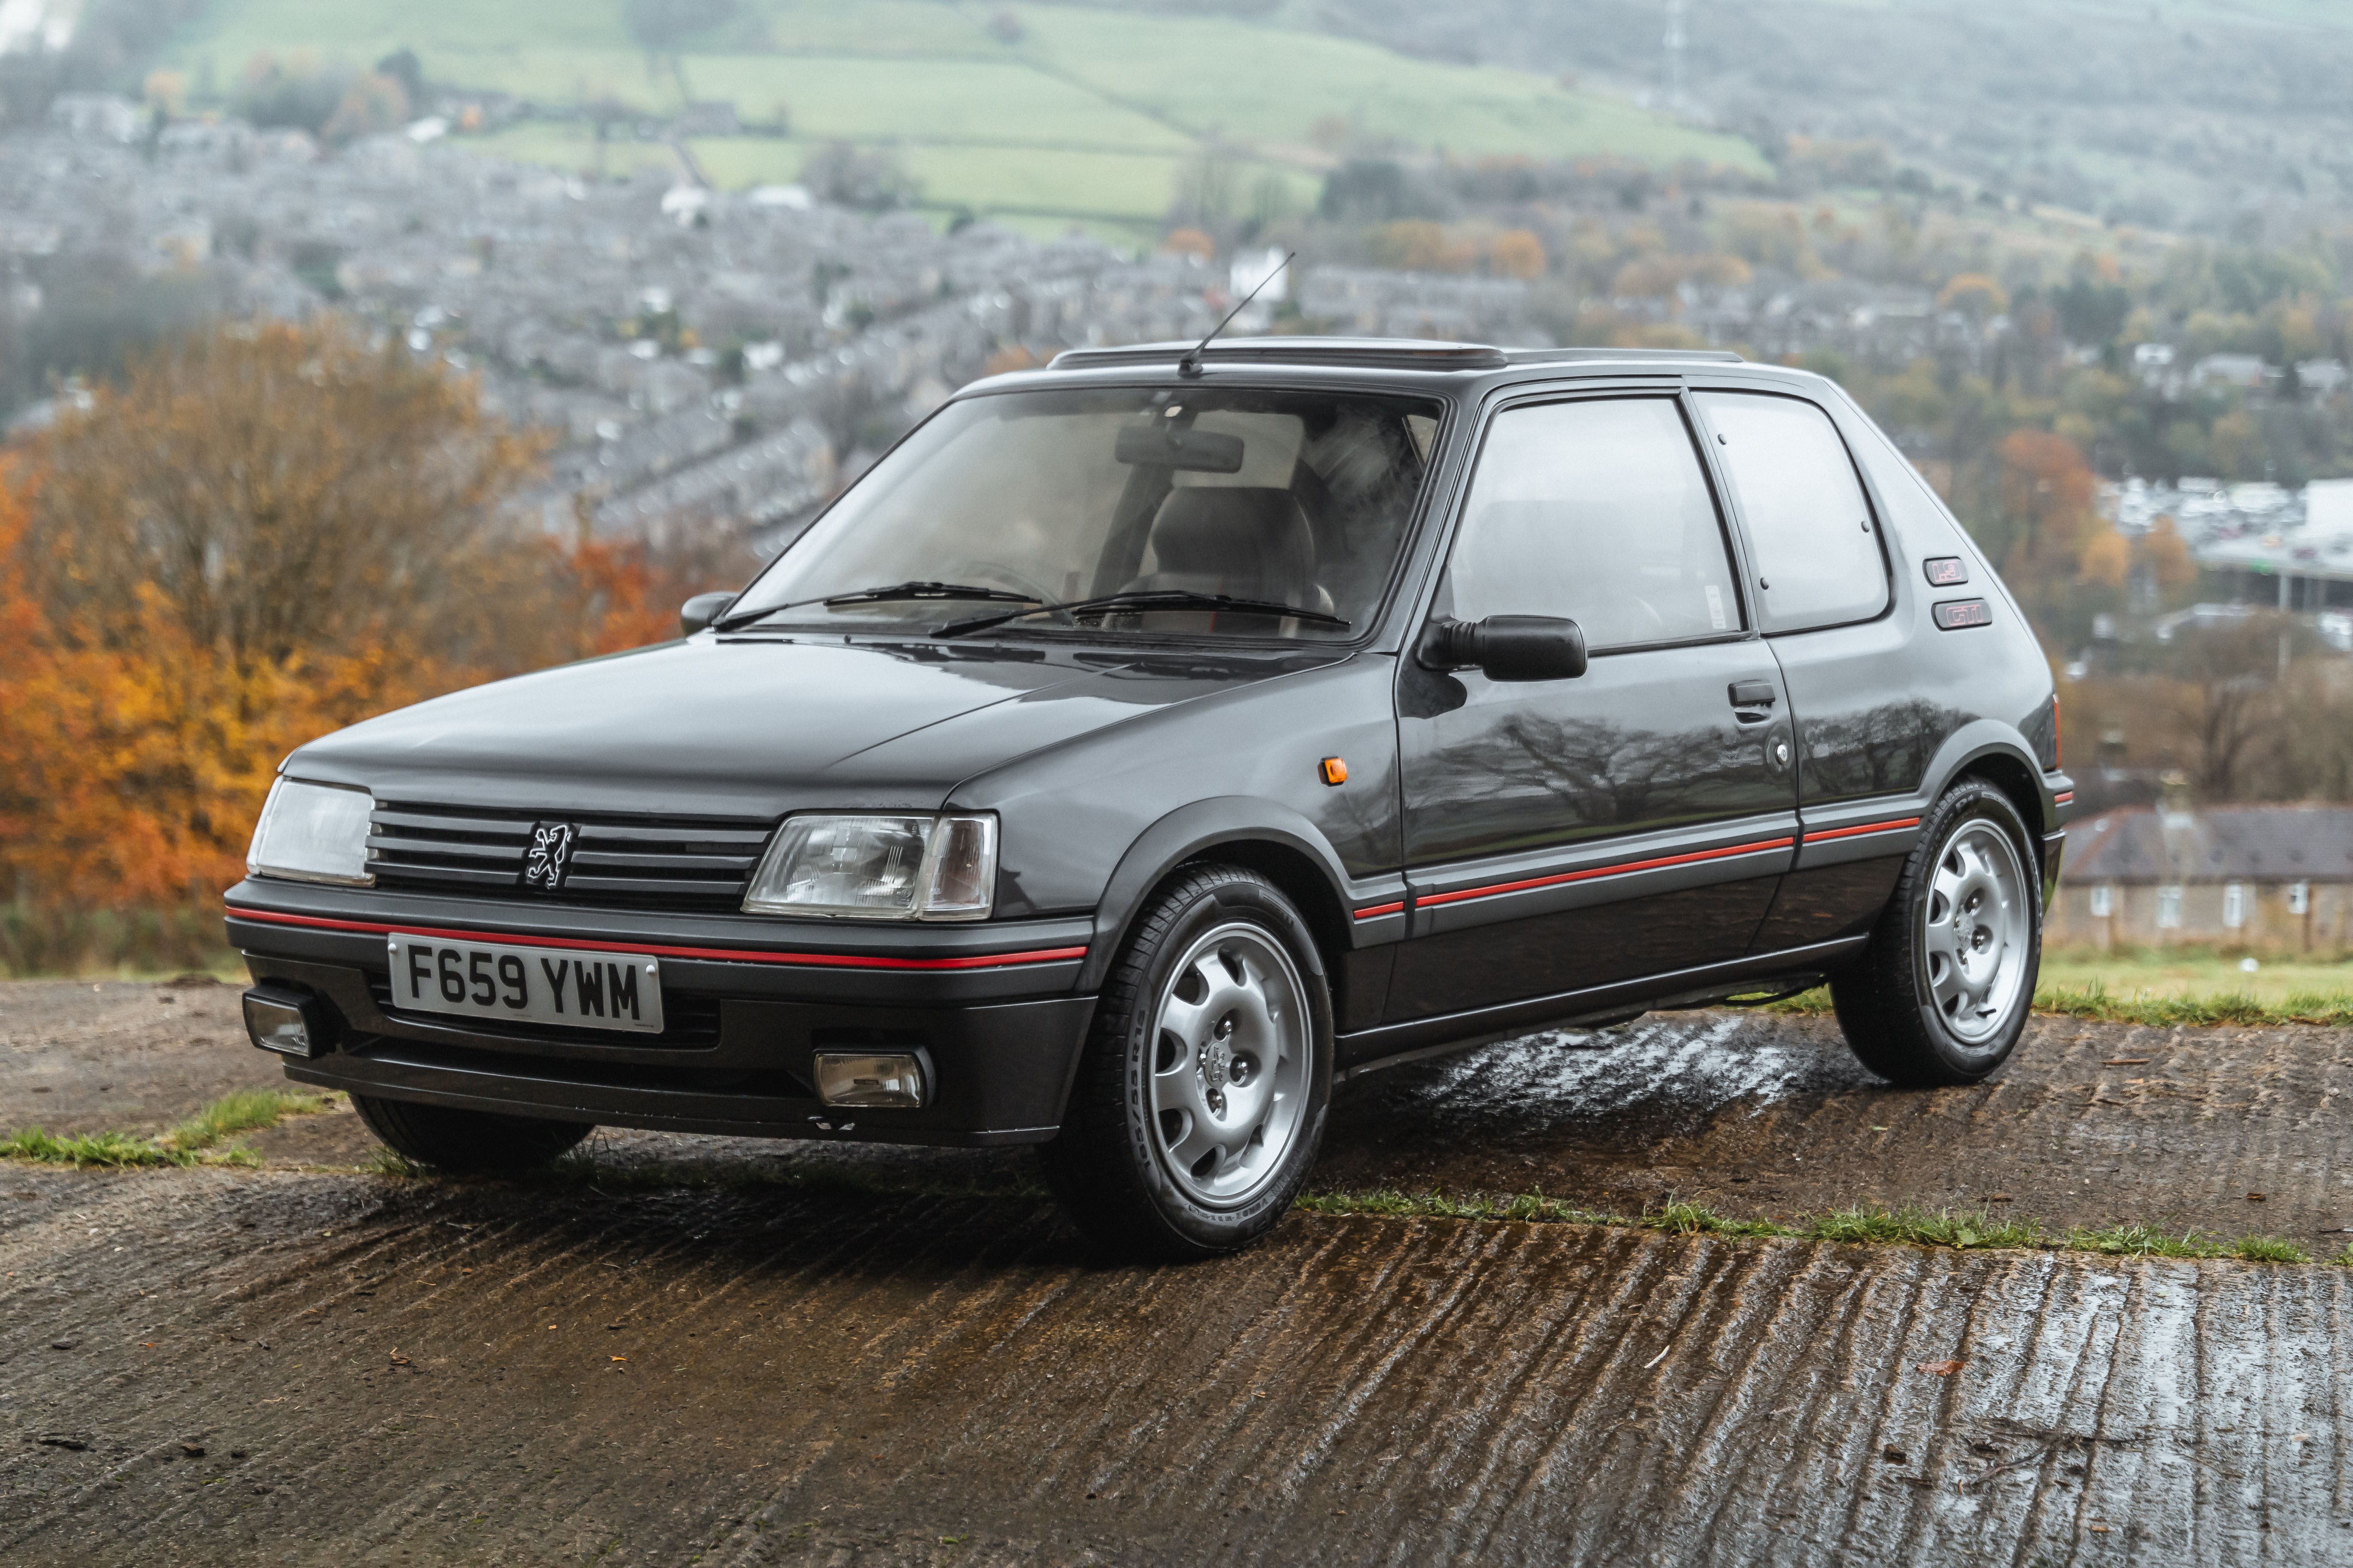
[0,320,714,960]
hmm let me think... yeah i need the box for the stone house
[2049,804,2353,952]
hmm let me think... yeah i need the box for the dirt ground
[7,976,2348,1244]
[5,978,2353,1564]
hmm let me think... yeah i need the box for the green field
[161,0,1767,235]
[2038,948,2353,1008]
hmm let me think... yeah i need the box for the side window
[1440,397,1739,652]
[1694,391,1887,632]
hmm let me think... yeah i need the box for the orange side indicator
[1320,756,1348,786]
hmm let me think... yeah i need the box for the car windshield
[723,385,1442,641]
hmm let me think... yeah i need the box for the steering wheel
[941,558,1075,626]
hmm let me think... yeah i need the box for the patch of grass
[0,1126,192,1168]
[2230,1235,2311,1264]
[165,1089,334,1154]
[1647,1197,1788,1239]
[1798,1203,2046,1251]
[2064,1221,2213,1258]
[2326,1243,2353,1268]
[1753,977,2353,1027]
[1297,1189,2332,1266]
[2038,945,2353,1003]
[2,1089,336,1169]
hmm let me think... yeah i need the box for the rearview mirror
[1114,423,1245,473]
[680,591,737,636]
[1417,615,1588,682]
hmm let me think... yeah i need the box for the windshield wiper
[713,581,1041,633]
[935,589,1350,638]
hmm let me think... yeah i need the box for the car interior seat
[1123,486,1320,608]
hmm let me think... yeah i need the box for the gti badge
[523,822,578,892]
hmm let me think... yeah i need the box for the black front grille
[366,976,724,1049]
[366,803,773,913]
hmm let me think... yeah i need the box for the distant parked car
[230,338,2070,1257]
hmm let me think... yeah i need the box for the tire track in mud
[5,1179,2353,1562]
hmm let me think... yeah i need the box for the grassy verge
[1759,982,2353,1027]
[1,1089,337,1169]
[1294,1189,2335,1266]
[2038,946,2353,1005]
[1,899,240,979]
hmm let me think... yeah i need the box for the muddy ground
[4,978,2353,1564]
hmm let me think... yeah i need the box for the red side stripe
[2054,792,2074,806]
[1352,901,1406,921]
[1802,816,1922,844]
[225,907,1088,971]
[1417,835,1796,910]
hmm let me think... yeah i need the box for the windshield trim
[731,379,1459,656]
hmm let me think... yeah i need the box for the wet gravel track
[6,979,2353,1563]
[6,1172,2353,1565]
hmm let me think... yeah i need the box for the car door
[1688,388,1937,952]
[1386,391,1801,1024]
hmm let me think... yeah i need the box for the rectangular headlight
[246,778,375,887]
[743,813,997,921]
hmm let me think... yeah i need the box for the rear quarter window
[1695,390,1889,633]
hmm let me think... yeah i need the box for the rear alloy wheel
[1040,865,1332,1259]
[352,1095,593,1173]
[1831,779,2041,1086]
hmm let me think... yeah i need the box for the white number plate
[386,935,665,1034]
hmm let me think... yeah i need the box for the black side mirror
[680,591,737,636]
[1418,615,1588,682]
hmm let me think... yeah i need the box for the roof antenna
[1178,251,1294,379]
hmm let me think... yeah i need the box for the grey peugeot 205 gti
[230,336,2070,1259]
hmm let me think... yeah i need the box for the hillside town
[14,92,2345,568]
[4,96,1237,548]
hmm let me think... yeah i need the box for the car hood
[286,635,1323,817]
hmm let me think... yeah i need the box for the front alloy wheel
[1145,922,1312,1207]
[1831,778,2042,1086]
[1041,865,1333,1258]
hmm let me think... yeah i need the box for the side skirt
[1332,935,1868,1083]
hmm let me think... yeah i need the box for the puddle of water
[1393,1013,1880,1129]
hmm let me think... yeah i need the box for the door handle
[1729,680,1778,711]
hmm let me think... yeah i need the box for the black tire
[1039,865,1334,1260]
[1831,778,2042,1086]
[352,1094,593,1173]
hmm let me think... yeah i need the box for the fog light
[243,985,331,1059]
[814,1052,926,1109]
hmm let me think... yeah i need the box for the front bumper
[225,879,1098,1146]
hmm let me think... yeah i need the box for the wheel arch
[1081,798,1355,996]
[1920,720,2052,862]
[1959,748,2046,843]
